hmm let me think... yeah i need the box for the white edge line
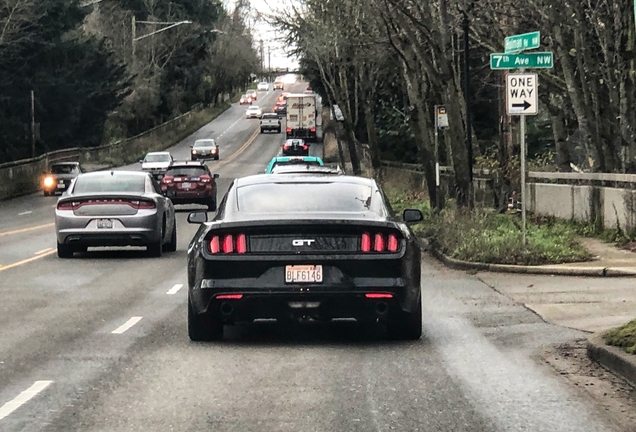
[0,380,53,420]
[166,284,184,295]
[111,317,143,334]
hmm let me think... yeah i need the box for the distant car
[282,139,309,156]
[185,174,424,341]
[140,152,173,179]
[42,162,85,196]
[265,156,324,173]
[246,89,258,101]
[160,161,218,211]
[257,82,269,91]
[273,101,287,117]
[260,113,281,134]
[273,81,284,91]
[55,171,176,258]
[245,106,263,119]
[191,139,219,161]
[239,94,252,105]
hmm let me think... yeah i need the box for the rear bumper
[192,287,411,323]
[164,189,214,204]
[56,212,161,246]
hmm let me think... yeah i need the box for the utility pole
[131,16,136,66]
[268,46,271,74]
[31,90,35,158]
[463,1,474,208]
[259,39,264,73]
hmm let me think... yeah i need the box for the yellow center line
[0,223,54,238]
[0,250,56,273]
[213,128,260,170]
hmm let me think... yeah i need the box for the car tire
[191,157,197,161]
[260,128,264,134]
[163,220,177,252]
[188,300,223,341]
[277,128,281,133]
[215,155,219,160]
[148,219,164,257]
[57,241,74,258]
[43,191,49,196]
[387,297,422,341]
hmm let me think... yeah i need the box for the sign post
[434,105,449,210]
[491,31,552,246]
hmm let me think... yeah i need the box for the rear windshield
[166,167,209,177]
[73,174,146,194]
[262,114,278,119]
[273,160,321,169]
[51,164,77,174]
[144,154,170,162]
[237,183,373,213]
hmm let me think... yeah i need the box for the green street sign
[490,52,553,70]
[504,31,540,53]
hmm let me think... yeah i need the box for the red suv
[160,161,218,210]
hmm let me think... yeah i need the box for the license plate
[57,183,65,189]
[285,265,323,283]
[182,182,192,189]
[97,219,113,229]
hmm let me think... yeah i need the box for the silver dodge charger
[55,171,177,258]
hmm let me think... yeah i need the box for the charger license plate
[182,182,192,189]
[97,219,113,229]
[285,265,323,283]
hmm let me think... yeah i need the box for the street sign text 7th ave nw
[490,52,554,70]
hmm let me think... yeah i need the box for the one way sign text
[506,73,538,116]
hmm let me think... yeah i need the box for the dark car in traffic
[282,139,309,156]
[273,101,287,117]
[42,162,85,196]
[160,161,218,210]
[186,174,423,341]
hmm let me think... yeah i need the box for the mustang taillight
[361,232,400,253]
[209,233,247,254]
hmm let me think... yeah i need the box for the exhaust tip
[220,302,234,316]
[375,302,389,315]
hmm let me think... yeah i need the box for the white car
[246,106,263,119]
[257,82,269,91]
[140,151,173,177]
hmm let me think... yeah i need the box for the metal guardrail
[529,171,636,183]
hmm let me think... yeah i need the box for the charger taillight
[361,232,400,253]
[209,233,247,254]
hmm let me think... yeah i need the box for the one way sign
[506,73,538,116]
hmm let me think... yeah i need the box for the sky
[226,0,299,70]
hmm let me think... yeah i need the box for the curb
[428,245,636,277]
[587,334,636,388]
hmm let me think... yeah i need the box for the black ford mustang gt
[186,174,424,341]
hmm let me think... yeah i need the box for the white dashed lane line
[0,380,53,421]
[18,211,32,216]
[217,117,242,138]
[111,317,143,334]
[166,284,183,295]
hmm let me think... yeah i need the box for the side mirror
[213,173,219,179]
[139,160,143,164]
[187,211,208,224]
[403,209,423,223]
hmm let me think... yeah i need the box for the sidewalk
[430,237,636,387]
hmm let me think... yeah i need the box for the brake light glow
[236,234,247,254]
[200,175,211,183]
[310,127,316,133]
[302,145,308,150]
[283,145,289,150]
[209,233,248,254]
[216,294,243,300]
[365,293,394,299]
[56,199,155,210]
[286,127,292,133]
[361,232,400,253]
[162,176,174,184]
[361,232,371,252]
